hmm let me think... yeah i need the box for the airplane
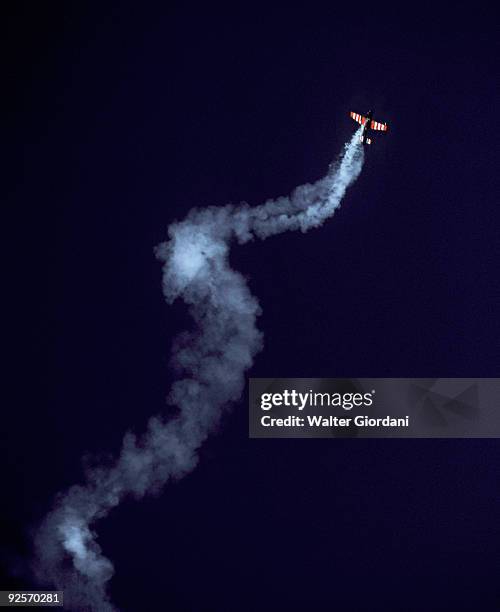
[350,110,388,145]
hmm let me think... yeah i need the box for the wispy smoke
[33,129,364,610]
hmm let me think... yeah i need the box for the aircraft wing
[370,119,388,131]
[350,111,368,125]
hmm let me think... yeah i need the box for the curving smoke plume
[33,129,364,610]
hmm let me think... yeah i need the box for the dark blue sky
[3,3,499,611]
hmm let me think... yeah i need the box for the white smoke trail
[33,129,364,610]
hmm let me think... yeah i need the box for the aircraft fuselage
[360,110,373,145]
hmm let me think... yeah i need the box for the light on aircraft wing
[370,120,388,131]
[350,111,367,125]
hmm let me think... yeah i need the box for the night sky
[3,3,499,611]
